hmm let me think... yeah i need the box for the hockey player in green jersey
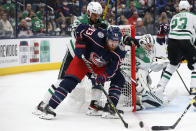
[32,1,109,117]
[128,34,169,110]
[153,0,196,98]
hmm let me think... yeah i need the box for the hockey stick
[102,0,110,20]
[151,95,196,130]
[81,55,128,128]
[176,69,191,95]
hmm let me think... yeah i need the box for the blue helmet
[107,26,122,41]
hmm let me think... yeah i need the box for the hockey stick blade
[152,126,174,130]
[124,122,128,128]
[152,96,196,131]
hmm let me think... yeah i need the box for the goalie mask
[106,26,122,51]
[139,34,155,52]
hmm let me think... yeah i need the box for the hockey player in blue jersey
[32,1,109,116]
[38,24,127,120]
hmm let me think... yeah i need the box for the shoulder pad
[75,24,90,38]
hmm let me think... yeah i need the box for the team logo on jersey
[90,52,107,67]
[98,32,104,38]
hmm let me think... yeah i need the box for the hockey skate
[32,101,46,116]
[101,103,124,119]
[39,104,56,120]
[86,100,104,116]
[190,88,196,95]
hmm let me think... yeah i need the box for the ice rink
[0,63,196,131]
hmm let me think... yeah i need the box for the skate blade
[101,112,119,119]
[39,113,55,120]
[86,110,103,116]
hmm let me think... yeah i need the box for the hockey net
[113,25,136,111]
[68,25,136,112]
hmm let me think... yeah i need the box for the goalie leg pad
[136,69,149,95]
[141,94,161,109]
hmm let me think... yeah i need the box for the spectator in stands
[135,17,147,36]
[112,0,125,24]
[31,13,44,35]
[173,1,180,14]
[0,13,13,38]
[156,14,169,45]
[137,0,148,17]
[164,0,176,19]
[124,0,136,19]
[0,6,4,15]
[80,5,87,17]
[42,12,57,35]
[48,13,57,35]
[18,19,33,37]
[25,17,32,30]
[128,10,138,26]
[68,0,80,16]
[36,4,45,21]
[156,0,167,14]
[119,15,129,25]
[99,0,105,10]
[57,1,71,18]
[143,12,154,34]
[2,0,15,13]
[22,3,34,19]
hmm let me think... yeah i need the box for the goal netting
[68,25,136,112]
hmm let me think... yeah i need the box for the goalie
[124,34,169,110]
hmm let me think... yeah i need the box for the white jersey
[168,12,196,44]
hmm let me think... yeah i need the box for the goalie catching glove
[123,35,139,46]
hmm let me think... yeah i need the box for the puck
[139,121,144,128]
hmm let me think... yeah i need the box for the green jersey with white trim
[168,12,196,44]
[135,47,155,71]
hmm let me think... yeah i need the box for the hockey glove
[96,73,107,85]
[123,35,139,46]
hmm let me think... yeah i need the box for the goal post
[113,24,136,112]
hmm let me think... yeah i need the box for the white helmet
[179,0,190,11]
[139,34,155,52]
[87,2,103,16]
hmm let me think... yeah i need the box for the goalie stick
[151,95,196,130]
[81,55,129,128]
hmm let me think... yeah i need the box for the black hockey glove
[94,23,107,30]
[123,35,138,46]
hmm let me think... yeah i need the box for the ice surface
[0,64,196,131]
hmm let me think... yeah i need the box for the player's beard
[107,40,118,51]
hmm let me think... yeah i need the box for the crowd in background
[0,0,195,41]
